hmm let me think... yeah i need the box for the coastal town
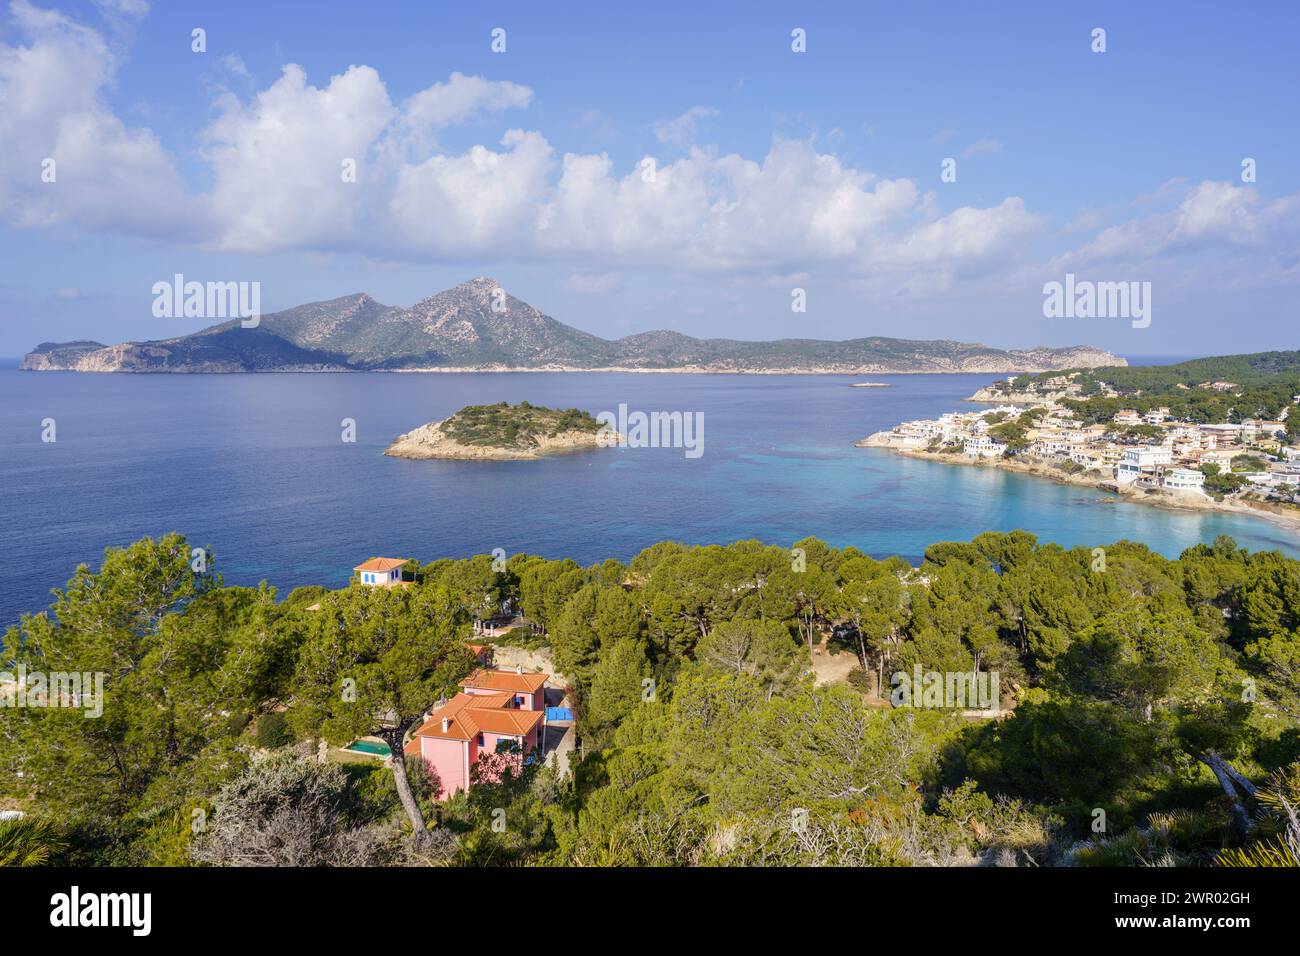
[860,373,1300,520]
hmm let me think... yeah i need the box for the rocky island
[384,401,609,461]
[22,277,1125,375]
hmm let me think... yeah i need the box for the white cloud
[204,63,396,252]
[217,53,252,85]
[92,0,148,31]
[94,0,148,17]
[402,71,532,130]
[0,3,1091,299]
[390,129,554,255]
[535,140,930,270]
[0,0,198,236]
[962,137,1003,158]
[1055,181,1300,272]
[200,76,1035,279]
[654,106,717,148]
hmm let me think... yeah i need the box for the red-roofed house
[460,666,547,711]
[466,644,494,667]
[409,667,549,799]
[355,557,407,587]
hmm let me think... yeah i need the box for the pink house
[406,667,549,800]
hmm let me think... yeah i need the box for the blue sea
[2,363,1296,626]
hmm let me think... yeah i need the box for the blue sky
[2,0,1298,357]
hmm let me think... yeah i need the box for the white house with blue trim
[354,557,407,586]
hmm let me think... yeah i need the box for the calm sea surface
[2,364,1296,626]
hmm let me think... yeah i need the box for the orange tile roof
[354,557,407,572]
[460,691,512,710]
[472,708,545,736]
[412,692,543,742]
[460,668,548,694]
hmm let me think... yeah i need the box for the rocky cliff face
[23,278,1128,374]
[20,341,106,370]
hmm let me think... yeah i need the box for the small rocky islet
[384,401,610,461]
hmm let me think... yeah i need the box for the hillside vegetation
[1009,351,1300,432]
[4,531,1299,867]
[440,402,601,449]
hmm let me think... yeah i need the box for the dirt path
[810,639,858,686]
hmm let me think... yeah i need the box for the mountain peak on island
[21,279,1128,375]
[413,276,501,301]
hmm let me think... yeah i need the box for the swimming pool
[344,740,391,757]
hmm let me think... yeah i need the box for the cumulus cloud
[0,2,1068,294]
[204,63,397,252]
[0,0,198,236]
[390,129,554,255]
[196,59,1035,278]
[1053,181,1300,285]
[531,140,959,272]
[402,71,533,130]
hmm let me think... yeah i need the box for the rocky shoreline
[23,352,1126,377]
[857,438,1300,533]
[964,386,1070,404]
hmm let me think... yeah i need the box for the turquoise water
[345,740,392,757]
[1,366,1295,625]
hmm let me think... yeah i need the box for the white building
[1168,425,1202,442]
[1200,448,1236,468]
[355,557,407,586]
[964,436,1008,458]
[1162,469,1205,492]
[1243,420,1286,441]
[1117,446,1172,484]
[1201,424,1243,442]
[1033,438,1075,458]
[890,430,930,448]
